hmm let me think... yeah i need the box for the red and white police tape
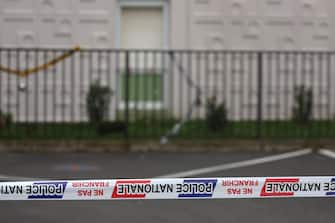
[0,177,334,200]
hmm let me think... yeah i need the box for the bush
[97,121,127,136]
[205,97,228,131]
[0,110,13,129]
[86,81,112,123]
[4,113,13,128]
[292,85,313,124]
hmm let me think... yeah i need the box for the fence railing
[0,48,334,140]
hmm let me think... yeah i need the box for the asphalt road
[0,151,334,223]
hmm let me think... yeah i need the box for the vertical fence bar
[106,50,111,125]
[293,52,299,138]
[169,50,174,136]
[275,52,280,137]
[16,50,19,132]
[144,51,149,137]
[178,51,186,137]
[239,52,244,136]
[318,52,322,137]
[257,52,263,140]
[61,50,64,130]
[0,49,2,139]
[231,52,235,137]
[247,53,252,137]
[134,51,139,135]
[71,49,75,126]
[205,51,210,138]
[161,51,166,133]
[52,50,56,135]
[16,49,20,137]
[79,50,83,137]
[0,50,4,138]
[196,51,200,132]
[115,51,119,122]
[311,53,315,137]
[223,52,227,137]
[43,50,47,138]
[152,51,157,135]
[34,50,38,138]
[323,52,327,138]
[125,51,130,140]
[7,50,12,138]
[302,53,307,138]
[25,51,29,131]
[327,53,331,137]
[284,53,289,138]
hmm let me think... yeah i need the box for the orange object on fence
[0,46,81,77]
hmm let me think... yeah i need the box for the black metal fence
[0,48,334,140]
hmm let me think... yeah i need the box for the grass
[0,120,335,140]
[178,120,335,139]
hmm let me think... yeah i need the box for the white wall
[0,0,116,48]
[189,0,335,50]
[1,0,334,50]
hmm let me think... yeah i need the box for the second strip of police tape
[0,176,334,200]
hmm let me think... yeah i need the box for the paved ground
[0,150,334,223]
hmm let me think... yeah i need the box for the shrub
[0,111,5,129]
[205,97,228,131]
[97,121,127,136]
[0,110,13,129]
[86,81,112,123]
[292,85,313,124]
[4,113,13,128]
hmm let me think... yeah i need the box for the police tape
[0,177,334,200]
[0,46,80,77]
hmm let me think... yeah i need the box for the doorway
[118,1,168,110]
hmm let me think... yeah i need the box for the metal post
[257,52,263,140]
[125,51,130,141]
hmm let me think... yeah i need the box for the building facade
[0,0,334,123]
[1,0,335,50]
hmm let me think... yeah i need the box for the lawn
[0,120,334,140]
